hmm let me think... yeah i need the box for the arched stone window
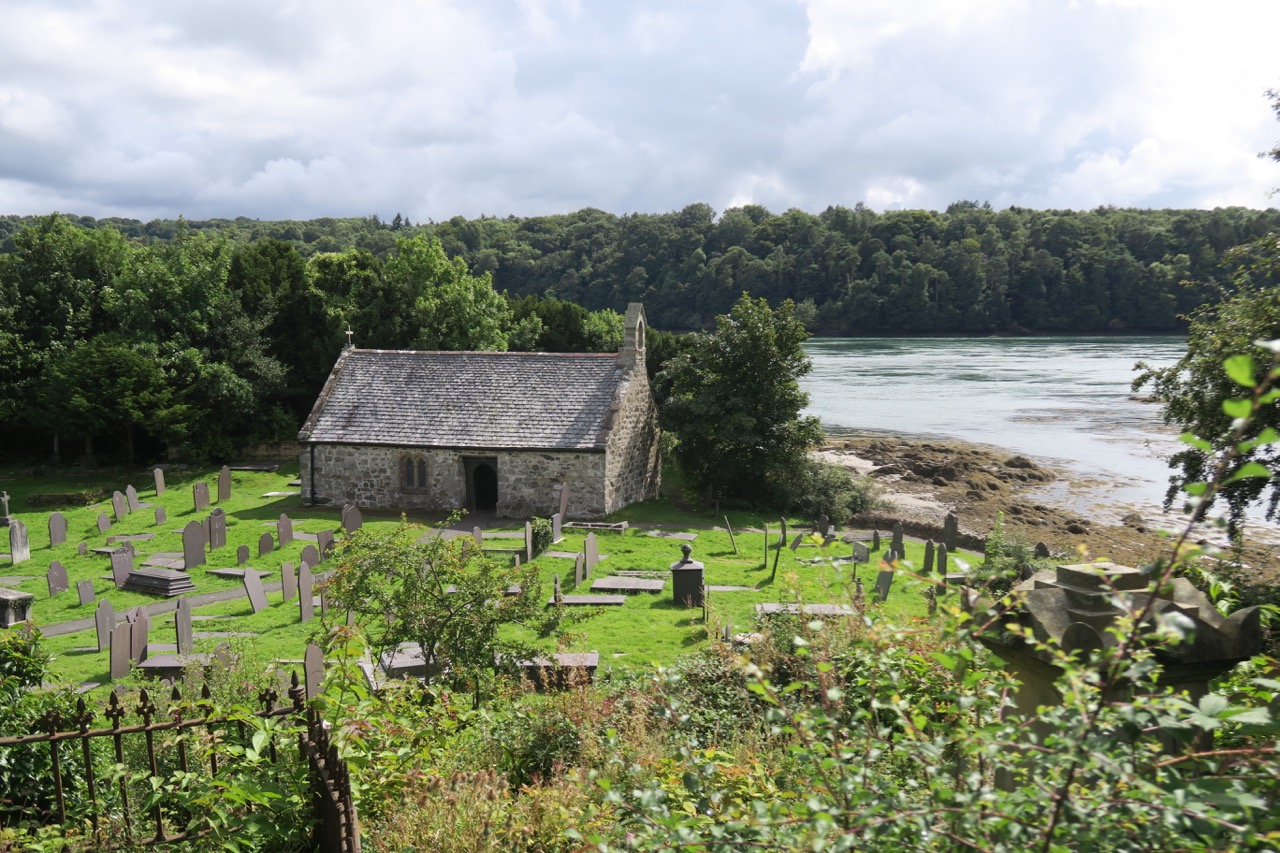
[402,454,428,490]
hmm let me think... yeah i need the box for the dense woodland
[1,203,1278,463]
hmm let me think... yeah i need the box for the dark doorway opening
[464,457,499,512]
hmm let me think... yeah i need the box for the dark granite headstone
[872,528,880,551]
[243,570,268,614]
[217,465,231,503]
[257,532,274,557]
[938,543,949,575]
[77,580,95,606]
[48,512,67,548]
[304,643,324,700]
[1034,541,1051,559]
[924,539,935,574]
[281,561,297,601]
[209,508,227,552]
[558,483,569,518]
[817,513,830,536]
[298,562,314,623]
[109,621,132,680]
[175,597,193,654]
[193,481,210,512]
[96,513,111,535]
[342,504,363,534]
[47,561,68,597]
[155,507,167,526]
[237,544,249,566]
[111,490,128,522]
[129,608,150,662]
[278,514,293,547]
[126,484,141,512]
[300,544,320,568]
[317,530,334,560]
[875,569,894,603]
[789,533,803,551]
[8,519,30,565]
[182,521,205,570]
[584,533,600,573]
[891,521,904,556]
[95,599,115,651]
[110,547,133,588]
[853,541,869,564]
[153,466,166,496]
[944,512,959,551]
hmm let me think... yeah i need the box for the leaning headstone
[47,561,68,597]
[789,533,804,552]
[193,481,210,513]
[109,622,132,680]
[278,514,294,547]
[875,569,894,603]
[182,521,205,570]
[923,539,936,574]
[558,483,570,518]
[317,529,335,560]
[48,512,68,548]
[125,485,141,512]
[891,522,904,557]
[77,542,88,557]
[298,562,314,623]
[175,597,194,654]
[153,466,166,496]
[944,512,959,551]
[95,600,115,651]
[243,570,268,614]
[8,519,30,565]
[342,504,363,534]
[258,532,274,557]
[154,507,167,526]
[853,541,870,564]
[304,643,324,700]
[129,608,150,662]
[584,533,600,574]
[217,466,231,503]
[208,508,227,552]
[938,543,949,575]
[300,544,320,568]
[872,529,880,551]
[111,490,128,522]
[724,516,737,554]
[573,553,586,586]
[77,580,95,606]
[551,512,563,544]
[525,521,533,562]
[110,547,133,588]
[237,544,249,566]
[281,561,297,601]
[96,513,111,535]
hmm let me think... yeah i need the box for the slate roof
[301,349,626,451]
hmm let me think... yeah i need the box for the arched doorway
[463,456,499,512]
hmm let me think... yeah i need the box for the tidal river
[801,336,1190,520]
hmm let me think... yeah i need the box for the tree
[659,293,823,503]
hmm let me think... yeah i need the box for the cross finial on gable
[345,328,354,348]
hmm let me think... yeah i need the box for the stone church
[297,303,661,519]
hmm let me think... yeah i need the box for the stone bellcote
[618,303,646,372]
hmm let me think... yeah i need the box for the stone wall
[604,369,662,514]
[497,450,607,518]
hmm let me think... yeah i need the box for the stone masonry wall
[497,450,607,519]
[604,368,662,514]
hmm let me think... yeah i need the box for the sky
[1,0,1277,223]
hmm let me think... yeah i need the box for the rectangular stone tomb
[645,531,698,541]
[547,594,627,606]
[134,652,219,680]
[754,603,854,616]
[0,587,35,627]
[589,576,665,594]
[503,651,600,690]
[121,568,196,597]
[378,642,430,679]
[564,521,629,532]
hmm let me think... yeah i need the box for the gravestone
[938,543,949,575]
[342,504,363,534]
[924,539,935,574]
[573,553,586,586]
[193,481,210,513]
[891,522,904,556]
[872,529,880,551]
[553,574,562,605]
[95,600,115,651]
[109,622,132,680]
[202,515,212,544]
[182,521,205,569]
[926,585,938,616]
[111,490,128,523]
[1034,541,1051,559]
[304,643,324,700]
[472,526,484,545]
[110,547,133,588]
[217,466,231,503]
[724,516,737,554]
[558,483,570,518]
[175,597,193,654]
[278,514,293,547]
[789,533,803,551]
[0,588,33,627]
[47,561,68,597]
[944,512,959,551]
[153,466,166,496]
[208,508,227,552]
[237,544,249,566]
[258,532,274,557]
[153,507,166,527]
[77,580,95,606]
[853,541,869,564]
[525,521,533,562]
[0,491,8,527]
[584,533,600,574]
[298,562,314,622]
[300,544,320,569]
[96,513,111,534]
[48,512,67,548]
[281,561,297,601]
[875,569,894,603]
[126,485,141,512]
[817,513,830,536]
[8,519,30,565]
[129,608,150,661]
[551,512,563,544]
[243,570,268,614]
[317,530,334,559]
[78,542,88,557]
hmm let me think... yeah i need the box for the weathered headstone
[258,532,274,557]
[129,608,150,661]
[789,533,804,551]
[525,521,533,562]
[153,466,166,496]
[8,519,30,565]
[584,533,600,574]
[944,512,959,551]
[109,622,132,680]
[853,541,869,564]
[0,491,9,527]
[558,483,570,518]
[551,512,563,544]
[154,507,167,526]
[110,547,133,588]
[77,579,95,606]
[77,541,88,557]
[553,574,563,605]
[281,561,297,601]
[872,528,880,551]
[48,512,67,548]
[342,504,363,534]
[573,553,586,586]
[95,599,115,651]
[96,513,111,534]
[300,544,320,568]
[236,544,249,566]
[875,569,894,603]
[924,539,936,574]
[1034,541,1051,559]
[217,466,231,503]
[243,570,268,614]
[938,543,949,575]
[891,522,904,557]
[304,643,324,700]
[817,513,830,536]
[317,529,334,560]
[47,561,68,597]
[208,508,227,552]
[278,514,293,548]
[182,521,205,570]
[472,526,484,545]
[111,490,128,522]
[193,481,210,513]
[125,484,141,512]
[175,597,193,654]
[298,562,314,622]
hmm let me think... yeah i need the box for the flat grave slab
[564,521,629,532]
[481,530,524,539]
[379,642,427,679]
[89,547,118,556]
[107,533,156,543]
[503,651,600,689]
[261,491,298,497]
[193,631,258,639]
[292,531,319,542]
[230,463,279,471]
[544,550,579,559]
[755,603,854,616]
[135,653,218,679]
[142,553,185,569]
[122,569,196,597]
[207,569,250,580]
[548,594,627,606]
[287,478,302,486]
[646,531,698,541]
[0,576,36,587]
[589,576,665,594]
[708,585,756,592]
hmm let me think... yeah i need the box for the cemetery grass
[0,463,979,691]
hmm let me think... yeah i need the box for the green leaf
[1184,482,1208,497]
[1222,398,1252,418]
[1179,432,1213,452]
[1224,355,1257,388]
[1227,463,1273,483]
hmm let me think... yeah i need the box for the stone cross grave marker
[110,547,133,588]
[77,542,87,557]
[525,521,533,562]
[938,543,949,575]
[853,541,869,564]
[154,507,167,526]
[95,599,115,651]
[125,484,141,512]
[128,608,150,662]
[573,552,586,586]
[96,513,110,535]
[175,597,193,654]
[8,519,30,565]
[217,465,231,503]
[551,512,562,543]
[111,490,128,523]
[258,532,273,557]
[875,569,894,603]
[182,520,205,569]
[48,512,67,548]
[304,643,324,700]
[872,528,880,551]
[243,570,268,614]
[209,508,227,552]
[193,481,210,513]
[891,522,904,557]
[109,621,132,680]
[153,466,166,496]
[281,561,297,601]
[236,544,249,566]
[300,544,319,569]
[924,539,935,574]
[278,514,293,547]
[77,580,95,606]
[47,561,68,597]
[342,504,363,534]
[317,529,334,559]
[298,561,314,623]
[944,512,958,550]
[584,533,600,574]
